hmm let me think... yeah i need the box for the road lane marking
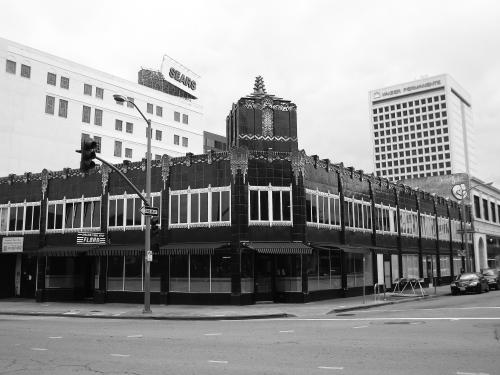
[31,348,48,351]
[204,333,222,336]
[353,325,368,329]
[110,354,130,357]
[253,317,500,322]
[127,335,143,338]
[319,366,344,370]
[208,360,228,364]
[280,330,294,333]
[48,336,63,339]
[457,372,490,375]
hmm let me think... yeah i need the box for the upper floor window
[46,197,101,232]
[0,202,41,234]
[108,193,161,230]
[20,64,31,78]
[491,202,497,223]
[114,140,122,157]
[45,95,55,115]
[58,99,68,118]
[155,130,162,141]
[125,147,132,159]
[156,106,163,117]
[174,111,180,122]
[482,198,489,221]
[420,213,437,239]
[306,188,341,228]
[60,76,69,89]
[344,196,372,232]
[115,119,123,131]
[94,136,102,153]
[400,209,419,237]
[47,72,57,85]
[170,186,230,228]
[147,103,153,114]
[182,114,188,124]
[473,195,481,219]
[126,122,133,133]
[94,108,103,126]
[5,59,16,74]
[437,216,450,240]
[95,87,104,99]
[249,184,292,226]
[174,134,180,145]
[84,83,92,96]
[182,137,188,147]
[375,203,397,234]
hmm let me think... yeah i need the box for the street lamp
[452,181,493,273]
[113,94,152,314]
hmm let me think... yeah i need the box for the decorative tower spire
[253,76,267,95]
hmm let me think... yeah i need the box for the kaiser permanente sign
[371,78,444,101]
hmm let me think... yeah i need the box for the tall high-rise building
[0,37,203,175]
[369,74,476,182]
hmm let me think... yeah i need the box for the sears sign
[169,67,196,91]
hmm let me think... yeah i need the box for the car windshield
[458,274,478,280]
[482,270,495,276]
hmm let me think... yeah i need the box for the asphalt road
[1,292,499,375]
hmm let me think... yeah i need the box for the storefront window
[169,255,189,292]
[190,255,210,292]
[346,252,372,287]
[45,257,75,288]
[150,256,161,292]
[402,254,419,278]
[107,256,124,291]
[124,256,142,291]
[308,250,342,291]
[241,250,254,293]
[391,254,399,282]
[276,255,302,292]
[440,255,450,276]
[211,253,231,293]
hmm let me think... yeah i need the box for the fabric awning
[87,245,143,256]
[37,246,90,257]
[158,242,230,255]
[245,242,312,255]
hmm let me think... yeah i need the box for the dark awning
[158,242,230,255]
[245,242,312,255]
[87,245,143,256]
[37,246,90,257]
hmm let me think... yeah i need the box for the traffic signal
[150,217,160,249]
[79,137,97,173]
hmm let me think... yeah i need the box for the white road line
[318,366,344,370]
[457,372,490,375]
[208,360,228,364]
[127,334,143,338]
[258,317,500,322]
[110,354,130,357]
[204,333,222,336]
[31,348,48,351]
[279,330,294,333]
[353,325,368,329]
[48,336,63,339]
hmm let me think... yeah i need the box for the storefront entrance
[20,255,37,298]
[255,254,274,301]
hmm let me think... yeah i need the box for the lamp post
[113,94,152,314]
[452,181,493,273]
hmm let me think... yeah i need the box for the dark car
[450,273,489,295]
[481,268,500,290]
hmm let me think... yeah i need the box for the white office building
[0,37,203,176]
[369,74,477,182]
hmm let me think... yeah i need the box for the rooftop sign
[371,78,444,101]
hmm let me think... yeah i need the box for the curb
[0,311,291,321]
[329,294,442,314]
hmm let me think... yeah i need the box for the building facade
[403,174,500,271]
[0,78,469,304]
[203,131,227,153]
[0,37,203,176]
[369,74,477,182]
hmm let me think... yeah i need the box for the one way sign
[140,206,159,217]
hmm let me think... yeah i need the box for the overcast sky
[2,0,500,183]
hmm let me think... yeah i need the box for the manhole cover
[336,313,355,316]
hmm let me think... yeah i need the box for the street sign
[146,250,153,262]
[77,232,107,245]
[451,183,467,200]
[140,206,159,217]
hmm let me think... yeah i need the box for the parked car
[481,268,500,290]
[450,273,489,295]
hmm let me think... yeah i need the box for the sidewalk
[0,285,451,321]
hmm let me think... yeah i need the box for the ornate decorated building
[0,78,470,304]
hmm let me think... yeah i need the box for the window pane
[221,191,230,221]
[191,193,199,223]
[311,194,317,222]
[190,255,209,292]
[282,192,291,221]
[16,206,24,231]
[169,255,188,292]
[170,195,178,224]
[260,191,269,221]
[134,198,141,225]
[318,196,325,224]
[82,202,91,227]
[107,256,124,291]
[25,206,33,231]
[55,204,63,229]
[272,191,281,221]
[108,200,116,226]
[32,206,40,230]
[92,201,100,228]
[65,203,74,229]
[126,198,134,225]
[250,190,259,220]
[179,194,187,223]
[200,193,208,222]
[47,205,55,230]
[306,194,312,222]
[124,256,142,291]
[211,192,220,222]
[116,199,124,226]
[73,202,82,228]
